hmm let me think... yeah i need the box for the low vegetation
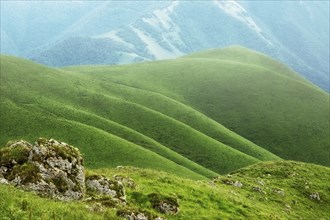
[0,161,329,219]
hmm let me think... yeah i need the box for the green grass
[0,46,328,179]
[67,46,329,166]
[0,184,120,220]
[0,160,329,219]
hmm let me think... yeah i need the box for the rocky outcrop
[148,193,179,215]
[117,208,166,220]
[0,138,174,220]
[214,176,243,188]
[86,175,126,203]
[0,138,85,200]
[114,174,136,189]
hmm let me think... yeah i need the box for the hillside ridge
[1,47,329,178]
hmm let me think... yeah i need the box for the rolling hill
[0,47,329,179]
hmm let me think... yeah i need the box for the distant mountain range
[1,1,329,91]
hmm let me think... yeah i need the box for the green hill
[67,46,329,165]
[0,46,328,179]
[1,161,329,219]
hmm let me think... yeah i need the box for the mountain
[1,47,329,178]
[1,160,329,219]
[1,1,329,91]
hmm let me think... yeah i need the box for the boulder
[114,174,136,189]
[118,211,166,220]
[85,174,126,202]
[117,208,154,220]
[309,192,320,201]
[0,138,85,200]
[148,193,179,215]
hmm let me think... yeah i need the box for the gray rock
[86,175,126,202]
[252,186,263,192]
[120,211,149,220]
[273,188,285,196]
[0,178,9,184]
[136,213,148,220]
[156,201,179,214]
[0,166,8,174]
[0,138,85,200]
[217,177,242,188]
[310,192,320,201]
[114,175,136,189]
[149,193,179,215]
[233,181,243,188]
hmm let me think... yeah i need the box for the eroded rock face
[0,138,85,200]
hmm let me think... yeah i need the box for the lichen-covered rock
[212,176,243,188]
[117,208,163,220]
[86,174,126,202]
[252,186,266,195]
[233,181,243,188]
[0,138,85,200]
[310,192,320,201]
[148,193,179,215]
[273,188,285,196]
[114,175,136,189]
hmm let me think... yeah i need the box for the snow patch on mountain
[130,2,184,60]
[142,2,178,30]
[214,0,262,33]
[140,1,185,56]
[214,0,273,46]
[131,25,175,59]
[152,1,179,30]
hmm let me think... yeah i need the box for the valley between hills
[0,46,329,219]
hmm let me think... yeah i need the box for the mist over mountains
[1,1,329,91]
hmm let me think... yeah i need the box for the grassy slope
[0,99,210,180]
[1,45,328,178]
[0,161,329,219]
[72,46,328,166]
[0,56,214,179]
[0,54,278,178]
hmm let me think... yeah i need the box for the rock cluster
[124,212,148,220]
[217,176,243,188]
[148,193,179,215]
[114,174,136,189]
[117,209,166,220]
[0,138,85,200]
[0,138,173,220]
[86,175,126,203]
